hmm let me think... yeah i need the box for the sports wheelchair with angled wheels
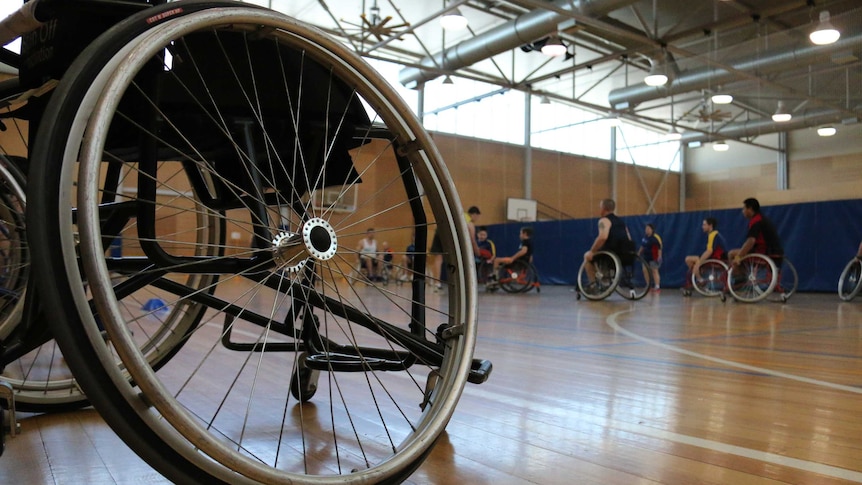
[724,254,798,303]
[681,259,728,297]
[4,1,493,483]
[838,257,861,301]
[576,250,652,301]
[486,258,540,293]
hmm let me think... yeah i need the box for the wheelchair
[838,257,861,301]
[724,254,798,303]
[1,1,491,482]
[353,255,385,283]
[486,258,540,293]
[681,259,729,297]
[576,250,652,301]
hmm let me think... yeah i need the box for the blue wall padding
[484,198,862,292]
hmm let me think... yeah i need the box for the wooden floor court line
[607,308,862,394]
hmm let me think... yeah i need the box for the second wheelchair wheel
[772,258,798,302]
[0,155,27,340]
[615,254,651,300]
[0,149,98,412]
[577,251,621,300]
[726,254,777,303]
[29,4,480,484]
[838,258,861,301]
[692,259,728,297]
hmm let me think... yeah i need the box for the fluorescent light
[440,8,468,31]
[713,141,729,151]
[711,94,733,104]
[817,125,837,136]
[772,101,792,122]
[810,11,840,45]
[644,73,668,86]
[644,62,668,86]
[541,36,567,57]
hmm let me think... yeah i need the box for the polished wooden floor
[3,287,862,484]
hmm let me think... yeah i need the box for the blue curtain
[484,198,862,292]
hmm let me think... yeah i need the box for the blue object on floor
[142,298,168,313]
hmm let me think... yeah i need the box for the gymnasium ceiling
[274,0,862,145]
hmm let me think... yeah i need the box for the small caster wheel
[290,353,320,403]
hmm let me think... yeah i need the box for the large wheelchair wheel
[838,258,862,301]
[772,258,798,303]
[615,254,651,300]
[692,259,728,297]
[726,254,777,303]
[0,155,27,340]
[29,4,480,484]
[0,82,94,412]
[577,251,621,300]
[498,259,539,293]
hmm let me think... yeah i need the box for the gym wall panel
[686,151,862,211]
[432,132,681,225]
[686,164,778,211]
[431,133,525,224]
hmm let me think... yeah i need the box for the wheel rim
[615,255,650,300]
[693,260,727,297]
[728,255,776,303]
[838,259,861,301]
[578,251,620,300]
[774,259,798,301]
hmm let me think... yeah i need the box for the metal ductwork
[609,33,862,109]
[679,107,852,143]
[398,0,639,89]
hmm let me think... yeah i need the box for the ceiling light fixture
[713,141,729,152]
[772,101,792,122]
[809,10,840,45]
[541,36,567,57]
[442,75,454,85]
[539,95,551,105]
[664,127,682,141]
[440,7,468,31]
[817,125,837,136]
[644,60,668,86]
[711,93,733,104]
